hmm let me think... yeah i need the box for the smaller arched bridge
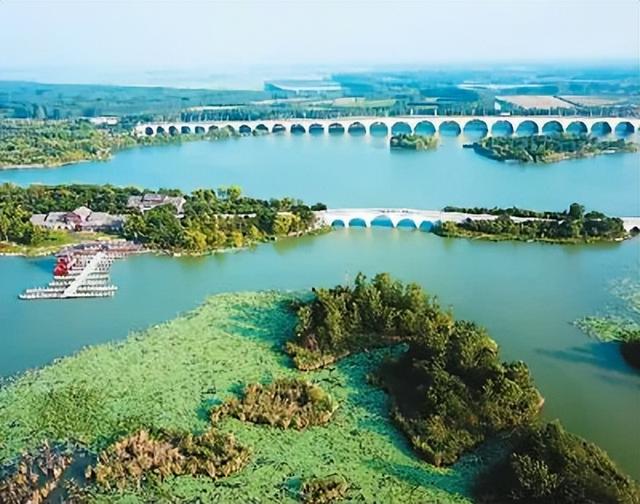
[315,208,640,233]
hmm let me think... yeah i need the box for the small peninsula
[0,120,237,169]
[390,133,438,151]
[471,133,637,163]
[0,183,327,255]
[436,203,631,244]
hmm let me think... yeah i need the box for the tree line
[437,203,628,243]
[0,183,326,251]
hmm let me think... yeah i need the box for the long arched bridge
[315,208,640,233]
[135,115,638,137]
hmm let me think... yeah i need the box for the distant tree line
[0,120,236,168]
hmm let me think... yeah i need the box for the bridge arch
[309,123,325,135]
[491,120,514,136]
[195,126,206,134]
[397,218,418,229]
[566,121,588,135]
[515,120,539,136]
[328,123,345,135]
[272,124,286,134]
[591,121,612,136]
[463,119,488,137]
[255,124,269,134]
[415,120,436,136]
[291,123,306,134]
[391,121,412,135]
[370,121,389,136]
[439,120,462,136]
[156,126,167,135]
[168,126,179,136]
[371,215,395,228]
[541,120,563,135]
[348,217,368,227]
[208,125,219,133]
[348,122,367,135]
[615,121,635,136]
[144,126,154,136]
[181,125,192,134]
[419,221,435,232]
[330,219,346,228]
[239,124,252,135]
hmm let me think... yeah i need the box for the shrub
[86,428,250,491]
[211,379,336,430]
[301,475,350,503]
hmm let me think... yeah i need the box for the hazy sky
[0,0,638,76]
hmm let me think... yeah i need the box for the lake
[1,133,639,477]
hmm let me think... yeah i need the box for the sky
[0,0,638,86]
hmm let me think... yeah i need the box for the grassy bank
[0,292,478,503]
[0,230,115,256]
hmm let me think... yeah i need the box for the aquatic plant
[177,429,251,479]
[474,421,640,503]
[86,430,183,490]
[576,278,640,370]
[0,442,72,504]
[86,428,250,491]
[301,474,350,503]
[211,378,337,430]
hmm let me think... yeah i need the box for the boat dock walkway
[19,240,142,301]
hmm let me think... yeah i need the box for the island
[470,133,637,163]
[390,133,438,151]
[0,183,327,255]
[1,275,637,502]
[436,203,630,243]
[0,120,237,169]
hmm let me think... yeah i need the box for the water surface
[1,134,639,478]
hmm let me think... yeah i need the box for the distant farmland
[496,95,574,109]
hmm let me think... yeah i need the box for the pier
[19,241,142,301]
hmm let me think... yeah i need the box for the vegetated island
[286,274,640,502]
[577,278,640,370]
[470,133,637,164]
[0,119,237,169]
[436,203,633,244]
[0,276,638,502]
[0,183,327,256]
[390,133,438,150]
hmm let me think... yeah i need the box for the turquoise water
[0,135,639,477]
[2,134,639,215]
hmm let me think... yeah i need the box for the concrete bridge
[315,208,640,233]
[135,115,638,137]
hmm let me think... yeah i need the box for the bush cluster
[86,429,250,491]
[211,378,337,430]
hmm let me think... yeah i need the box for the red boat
[53,256,72,277]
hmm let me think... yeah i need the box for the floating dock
[19,240,142,300]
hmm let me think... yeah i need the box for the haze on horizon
[0,0,638,87]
